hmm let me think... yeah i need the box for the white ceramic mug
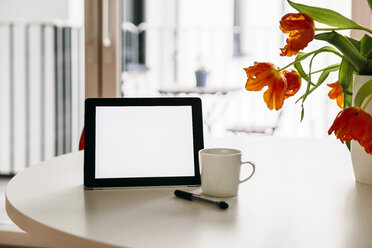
[199,148,255,197]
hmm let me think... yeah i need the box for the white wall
[0,0,84,173]
[0,0,83,24]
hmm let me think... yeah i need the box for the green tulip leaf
[346,141,351,151]
[297,64,338,102]
[360,59,372,75]
[293,46,341,66]
[294,61,309,83]
[338,58,354,90]
[354,79,372,108]
[293,60,311,121]
[338,58,354,108]
[294,47,341,104]
[360,35,372,59]
[298,47,339,85]
[346,36,360,51]
[317,64,339,85]
[315,32,366,72]
[368,0,372,14]
[299,64,339,103]
[300,105,305,122]
[288,0,364,29]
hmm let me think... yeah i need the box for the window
[122,0,147,71]
[87,0,372,140]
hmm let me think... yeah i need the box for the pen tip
[219,201,229,209]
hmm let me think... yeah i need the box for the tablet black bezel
[84,97,203,188]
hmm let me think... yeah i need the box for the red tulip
[328,107,372,154]
[280,13,315,57]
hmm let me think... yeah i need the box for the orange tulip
[328,107,372,154]
[327,81,343,108]
[283,70,302,98]
[244,62,301,110]
[280,13,315,57]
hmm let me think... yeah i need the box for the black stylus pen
[174,190,229,210]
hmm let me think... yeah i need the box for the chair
[79,128,85,150]
[228,110,283,135]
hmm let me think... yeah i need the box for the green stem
[310,68,326,74]
[315,26,372,35]
[315,28,350,32]
[310,65,339,75]
[279,60,300,72]
[356,26,372,35]
[296,63,340,75]
[278,50,342,72]
[362,95,372,109]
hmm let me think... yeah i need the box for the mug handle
[239,161,256,184]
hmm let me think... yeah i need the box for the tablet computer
[84,97,204,189]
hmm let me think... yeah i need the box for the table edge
[5,153,122,248]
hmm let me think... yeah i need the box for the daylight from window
[0,0,351,174]
[122,0,351,137]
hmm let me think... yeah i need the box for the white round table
[6,136,372,248]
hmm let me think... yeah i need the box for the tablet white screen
[95,106,195,179]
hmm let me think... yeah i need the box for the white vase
[351,74,372,184]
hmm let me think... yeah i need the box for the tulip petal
[328,107,372,154]
[244,62,279,91]
[283,70,302,98]
[327,81,344,108]
[263,76,287,110]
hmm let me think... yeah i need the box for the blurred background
[0,0,351,175]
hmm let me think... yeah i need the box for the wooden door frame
[84,0,120,98]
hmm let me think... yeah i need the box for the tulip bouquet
[244,0,372,154]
